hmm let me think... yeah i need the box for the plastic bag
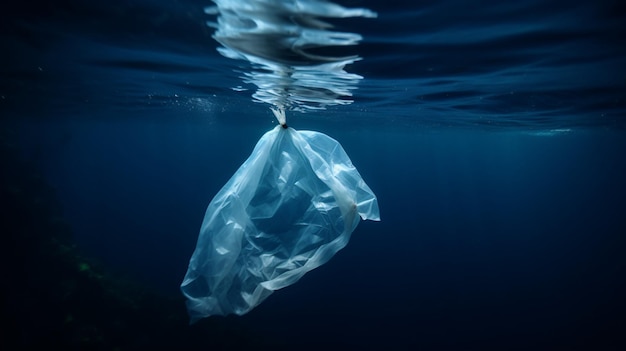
[181,124,379,321]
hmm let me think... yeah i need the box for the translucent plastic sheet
[181,125,379,321]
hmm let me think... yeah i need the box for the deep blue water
[3,0,626,349]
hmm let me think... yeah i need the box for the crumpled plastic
[181,125,379,321]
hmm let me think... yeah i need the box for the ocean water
[2,0,625,349]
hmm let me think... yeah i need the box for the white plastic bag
[181,124,379,321]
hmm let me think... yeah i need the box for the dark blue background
[18,115,626,349]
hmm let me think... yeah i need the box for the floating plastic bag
[181,123,379,321]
